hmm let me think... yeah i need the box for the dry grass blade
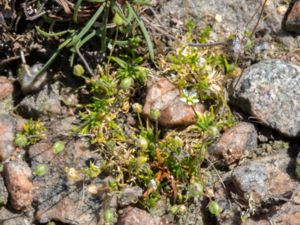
[55,0,72,14]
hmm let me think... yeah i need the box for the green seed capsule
[170,205,179,214]
[53,141,65,154]
[103,208,114,224]
[132,103,143,113]
[15,133,28,148]
[189,182,203,197]
[120,77,133,90]
[34,164,49,176]
[207,126,219,138]
[208,201,221,216]
[113,13,125,26]
[150,108,160,121]
[73,64,85,76]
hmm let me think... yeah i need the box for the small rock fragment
[143,77,205,127]
[277,5,287,15]
[3,160,33,210]
[231,60,300,137]
[0,175,8,206]
[117,206,171,225]
[285,0,300,33]
[0,115,16,161]
[215,152,297,224]
[118,186,143,207]
[0,207,34,225]
[28,142,55,164]
[208,122,257,166]
[48,116,76,136]
[231,154,295,204]
[0,76,13,100]
[231,162,268,203]
[31,140,101,225]
[35,195,99,225]
[246,187,300,225]
[0,77,14,115]
[18,63,49,94]
[17,82,65,118]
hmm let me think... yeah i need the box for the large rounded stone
[142,77,205,127]
[208,122,257,166]
[231,60,300,137]
[3,160,33,210]
[285,0,300,33]
[17,82,65,119]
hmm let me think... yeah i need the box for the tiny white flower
[210,84,221,93]
[215,14,222,23]
[149,179,157,190]
[180,89,200,106]
[170,73,177,79]
[107,43,113,50]
[197,57,206,67]
[233,38,241,54]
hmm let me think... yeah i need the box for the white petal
[180,98,187,103]
[183,89,189,96]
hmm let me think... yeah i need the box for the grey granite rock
[231,59,300,137]
[158,0,283,35]
[17,82,65,119]
[18,63,49,94]
[30,140,102,225]
[215,152,297,224]
[231,162,268,203]
[0,207,34,225]
[118,186,143,207]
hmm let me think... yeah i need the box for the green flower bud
[150,108,160,121]
[132,103,143,113]
[53,141,65,154]
[120,77,134,90]
[34,164,49,176]
[15,133,28,148]
[208,201,221,216]
[73,64,85,76]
